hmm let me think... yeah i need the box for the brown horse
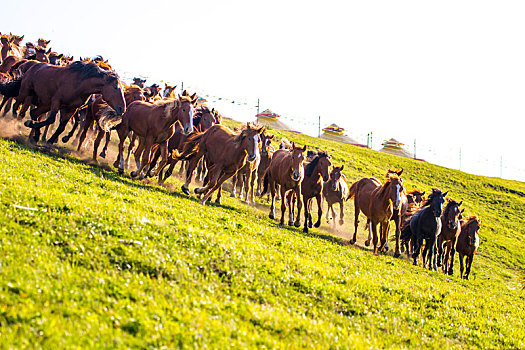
[456,216,480,279]
[1,35,23,61]
[162,83,177,99]
[323,165,348,226]
[262,143,307,227]
[75,85,145,161]
[114,92,197,178]
[348,169,405,254]
[37,38,51,49]
[175,123,265,205]
[2,61,126,143]
[132,77,146,88]
[301,151,331,233]
[255,132,275,197]
[437,199,464,275]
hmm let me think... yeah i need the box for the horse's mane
[304,151,329,177]
[422,188,443,207]
[67,61,119,81]
[233,123,262,144]
[408,189,425,196]
[464,215,480,225]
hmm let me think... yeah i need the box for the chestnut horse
[255,132,275,197]
[1,35,23,61]
[3,61,126,143]
[301,151,331,233]
[348,169,405,254]
[437,199,464,275]
[456,216,480,279]
[113,92,197,178]
[262,143,307,227]
[323,165,348,226]
[175,123,265,205]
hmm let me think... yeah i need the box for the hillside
[0,119,524,348]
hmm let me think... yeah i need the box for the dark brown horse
[301,151,331,233]
[2,61,126,143]
[456,216,480,279]
[255,132,275,197]
[437,199,464,275]
[348,169,405,254]
[323,165,348,226]
[132,77,146,88]
[114,92,197,178]
[262,143,307,227]
[175,123,265,205]
[37,38,51,49]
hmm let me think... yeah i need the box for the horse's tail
[347,180,359,201]
[0,77,22,98]
[172,131,204,160]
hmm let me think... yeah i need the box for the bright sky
[3,0,525,181]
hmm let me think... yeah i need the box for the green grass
[0,121,524,348]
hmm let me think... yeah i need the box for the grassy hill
[0,119,524,349]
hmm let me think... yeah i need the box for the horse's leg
[351,199,360,244]
[100,132,111,158]
[200,170,234,206]
[437,236,444,268]
[132,138,145,173]
[325,201,332,224]
[0,96,11,117]
[92,128,105,162]
[248,170,257,205]
[76,114,92,152]
[465,254,473,280]
[303,196,310,233]
[364,219,373,246]
[159,160,177,185]
[269,178,276,220]
[448,244,456,276]
[72,108,88,146]
[286,190,294,226]
[114,123,129,173]
[124,132,136,169]
[178,160,186,177]
[412,235,423,266]
[215,184,223,204]
[458,252,465,278]
[131,137,153,179]
[294,186,302,228]
[181,150,205,195]
[378,222,388,253]
[61,109,80,143]
[279,187,288,226]
[443,242,450,274]
[431,238,438,271]
[147,148,161,177]
[230,173,238,198]
[370,221,379,254]
[150,141,169,177]
[336,200,343,226]
[313,194,322,228]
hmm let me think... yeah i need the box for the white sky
[3,0,525,181]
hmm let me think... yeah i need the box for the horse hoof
[181,185,190,195]
[350,239,356,245]
[99,152,106,159]
[215,199,221,205]
[288,221,294,227]
[413,260,418,266]
[256,191,261,197]
[130,171,138,178]
[118,168,124,175]
[199,200,206,206]
[61,136,70,143]
[303,227,308,233]
[448,269,454,276]
[230,193,236,198]
[308,222,313,229]
[194,188,201,194]
[23,120,33,128]
[394,252,401,258]
[339,220,344,226]
[294,222,300,228]
[269,213,275,220]
[364,240,371,247]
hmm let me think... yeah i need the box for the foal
[323,165,348,226]
[437,199,464,275]
[456,216,481,279]
[301,151,331,233]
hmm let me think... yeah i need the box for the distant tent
[379,138,418,159]
[320,124,367,147]
[255,109,297,132]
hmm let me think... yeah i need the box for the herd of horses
[0,32,481,280]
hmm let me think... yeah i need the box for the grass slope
[0,123,524,348]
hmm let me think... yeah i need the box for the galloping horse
[348,168,405,254]
[255,133,275,197]
[1,35,23,61]
[437,199,464,275]
[262,143,307,227]
[323,165,348,226]
[114,92,197,178]
[175,123,265,205]
[456,216,480,279]
[2,61,126,143]
[301,151,331,233]
[401,188,447,269]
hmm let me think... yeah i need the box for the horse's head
[0,35,12,47]
[163,84,177,98]
[306,150,318,162]
[37,38,50,49]
[34,47,50,63]
[444,199,463,230]
[329,165,344,191]
[386,168,404,210]
[305,151,331,181]
[194,106,217,132]
[425,188,447,217]
[132,77,146,88]
[408,189,426,206]
[177,91,198,135]
[101,75,126,116]
[124,85,146,105]
[47,50,64,65]
[236,123,265,162]
[463,216,481,247]
[260,132,274,156]
[12,34,24,46]
[290,143,307,181]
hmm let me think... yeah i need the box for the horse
[323,165,348,226]
[230,130,273,204]
[261,143,307,227]
[37,38,51,49]
[0,61,126,143]
[75,84,145,161]
[401,188,447,270]
[132,77,146,88]
[144,83,161,101]
[174,123,265,205]
[436,199,464,275]
[113,92,197,179]
[348,168,405,254]
[1,35,23,61]
[162,83,177,99]
[301,151,331,233]
[456,216,480,279]
[255,132,275,197]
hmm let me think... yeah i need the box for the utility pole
[181,81,184,92]
[370,132,373,149]
[459,148,462,170]
[256,98,260,123]
[318,116,321,138]
[500,156,503,178]
[414,139,417,159]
